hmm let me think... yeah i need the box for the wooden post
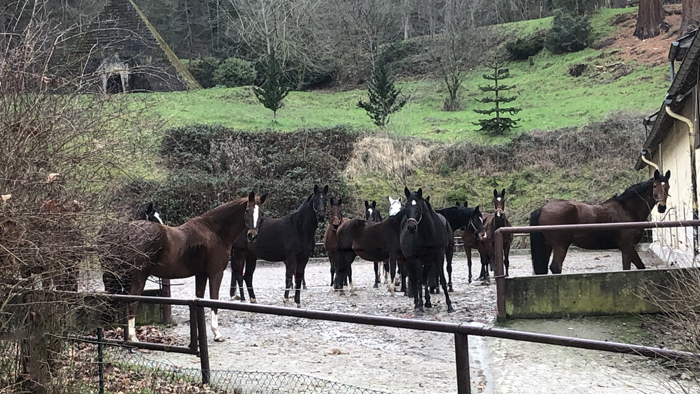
[495,231,506,320]
[195,305,211,384]
[161,278,172,324]
[455,333,471,394]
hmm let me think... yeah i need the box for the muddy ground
[105,247,700,394]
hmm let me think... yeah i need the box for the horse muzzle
[657,203,667,214]
[478,232,488,241]
[495,209,503,218]
[246,230,259,242]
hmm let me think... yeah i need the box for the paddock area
[83,248,690,393]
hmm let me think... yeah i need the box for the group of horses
[98,169,672,343]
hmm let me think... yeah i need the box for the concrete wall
[505,267,699,319]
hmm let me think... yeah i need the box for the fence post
[189,304,198,354]
[455,333,471,394]
[97,327,104,394]
[494,231,506,321]
[195,302,211,384]
[161,279,172,324]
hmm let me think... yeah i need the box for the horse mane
[612,178,653,203]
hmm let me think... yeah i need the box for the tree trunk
[680,0,700,37]
[634,0,664,40]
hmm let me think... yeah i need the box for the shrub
[160,124,229,172]
[545,10,592,54]
[187,57,220,88]
[505,34,545,60]
[213,57,257,88]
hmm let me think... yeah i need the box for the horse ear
[474,205,480,214]
[330,197,335,205]
[654,170,660,179]
[146,202,154,213]
[365,200,369,208]
[501,188,506,197]
[314,184,320,194]
[338,198,342,205]
[398,197,402,203]
[260,194,268,204]
[464,200,468,207]
[388,196,393,204]
[371,200,376,208]
[455,201,460,206]
[493,189,498,198]
[404,187,411,198]
[248,191,255,202]
[417,188,423,199]
[323,185,329,194]
[425,196,430,203]
[665,170,671,179]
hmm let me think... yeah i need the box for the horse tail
[529,208,548,275]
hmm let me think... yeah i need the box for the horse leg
[244,254,257,303]
[294,256,309,308]
[207,272,225,342]
[465,246,473,283]
[412,262,424,313]
[283,258,296,305]
[126,272,148,342]
[230,250,243,299]
[439,259,455,313]
[373,261,380,288]
[550,244,570,274]
[446,245,454,292]
[348,262,354,293]
[424,264,432,308]
[621,246,646,270]
[329,250,336,287]
[504,239,512,277]
[387,258,396,296]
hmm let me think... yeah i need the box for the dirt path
[121,248,690,393]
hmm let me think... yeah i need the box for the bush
[160,124,229,172]
[213,57,257,88]
[186,57,220,88]
[545,10,592,54]
[505,34,545,60]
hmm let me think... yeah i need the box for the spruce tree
[358,63,407,127]
[473,60,521,135]
[253,49,289,123]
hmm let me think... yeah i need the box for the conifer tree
[358,63,407,127]
[254,49,289,123]
[473,60,521,135]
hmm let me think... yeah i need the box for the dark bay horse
[487,189,513,277]
[436,201,486,289]
[100,192,263,342]
[231,185,328,307]
[530,170,671,274]
[400,188,453,313]
[335,206,406,295]
[323,198,348,287]
[364,200,388,288]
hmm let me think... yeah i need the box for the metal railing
[90,293,698,394]
[492,219,700,320]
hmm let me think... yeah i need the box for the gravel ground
[96,246,696,394]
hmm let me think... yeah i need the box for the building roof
[635,29,700,170]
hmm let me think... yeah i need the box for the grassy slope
[134,7,665,143]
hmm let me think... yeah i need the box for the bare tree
[680,0,700,37]
[634,0,666,39]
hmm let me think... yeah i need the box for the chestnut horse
[364,200,388,288]
[530,170,671,275]
[230,185,328,307]
[324,198,348,287]
[100,192,264,342]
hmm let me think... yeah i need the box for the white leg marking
[128,317,138,342]
[211,310,224,342]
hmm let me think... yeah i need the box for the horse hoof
[373,283,378,289]
[448,285,454,293]
[233,295,240,300]
[447,306,455,313]
[425,302,432,308]
[214,336,225,342]
[416,307,424,313]
[250,298,257,304]
[283,298,289,305]
[296,303,302,308]
[339,290,345,296]
[303,285,307,290]
[127,336,139,343]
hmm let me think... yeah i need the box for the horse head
[144,202,164,224]
[311,185,328,222]
[364,200,382,222]
[245,191,267,242]
[493,189,506,218]
[468,205,487,241]
[653,170,671,213]
[388,196,402,216]
[403,187,427,234]
[329,198,343,229]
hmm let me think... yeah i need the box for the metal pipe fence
[91,293,699,394]
[492,219,700,320]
